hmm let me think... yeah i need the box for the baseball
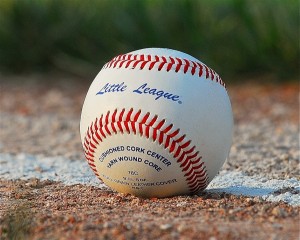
[80,48,233,198]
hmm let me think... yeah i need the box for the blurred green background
[0,0,298,82]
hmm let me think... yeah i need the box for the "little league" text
[96,82,182,104]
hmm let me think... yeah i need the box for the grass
[0,0,298,81]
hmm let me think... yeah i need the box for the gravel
[1,153,299,206]
[226,120,299,179]
[0,179,299,240]
[0,112,298,179]
[0,77,298,180]
[0,76,299,239]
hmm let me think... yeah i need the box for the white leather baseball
[80,48,233,198]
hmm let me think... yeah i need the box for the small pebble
[160,224,172,230]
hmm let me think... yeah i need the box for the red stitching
[83,108,209,194]
[103,53,225,87]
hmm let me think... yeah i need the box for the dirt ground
[0,179,299,240]
[0,75,299,240]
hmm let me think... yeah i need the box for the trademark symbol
[178,101,182,104]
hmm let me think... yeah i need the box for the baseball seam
[83,108,209,194]
[103,53,225,88]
